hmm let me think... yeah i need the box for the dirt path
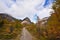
[20,27,33,40]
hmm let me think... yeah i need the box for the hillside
[0,13,60,40]
[0,13,23,40]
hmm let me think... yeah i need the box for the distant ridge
[0,13,32,23]
[0,13,16,22]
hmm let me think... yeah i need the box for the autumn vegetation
[26,0,60,40]
[0,0,60,40]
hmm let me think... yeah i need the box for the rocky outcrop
[21,17,32,25]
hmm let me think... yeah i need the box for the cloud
[12,0,16,2]
[0,0,54,22]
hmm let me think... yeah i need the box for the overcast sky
[0,0,54,22]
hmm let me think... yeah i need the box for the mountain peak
[23,17,31,22]
[21,17,32,24]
